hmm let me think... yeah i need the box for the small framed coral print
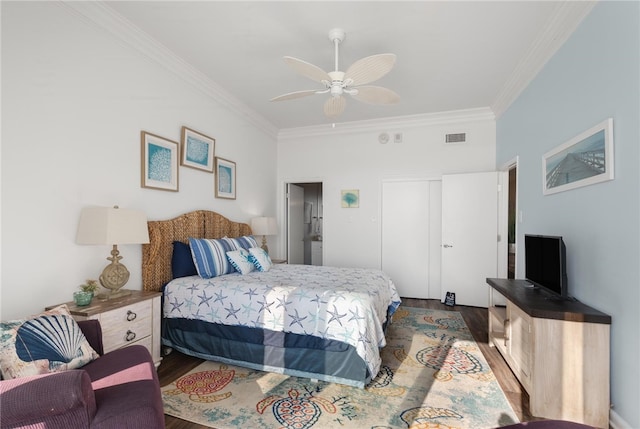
[215,157,236,199]
[341,189,360,208]
[180,126,215,172]
[141,131,179,192]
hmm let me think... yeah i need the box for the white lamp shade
[250,217,278,236]
[76,206,150,245]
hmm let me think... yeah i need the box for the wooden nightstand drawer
[101,301,153,352]
[132,335,153,353]
[46,290,162,368]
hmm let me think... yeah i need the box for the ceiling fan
[270,28,400,118]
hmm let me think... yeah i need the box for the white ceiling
[91,1,594,132]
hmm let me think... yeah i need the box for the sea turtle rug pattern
[162,307,519,429]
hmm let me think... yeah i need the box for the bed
[142,210,401,387]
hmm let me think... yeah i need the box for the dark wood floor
[158,298,539,428]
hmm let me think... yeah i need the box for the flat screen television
[524,234,568,298]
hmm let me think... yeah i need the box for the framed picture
[215,157,236,199]
[141,131,179,192]
[180,126,215,172]
[341,189,360,208]
[542,118,614,195]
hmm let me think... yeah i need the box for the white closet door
[381,180,431,299]
[428,180,443,300]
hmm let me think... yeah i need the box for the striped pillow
[226,249,255,275]
[248,247,273,272]
[223,235,259,250]
[189,238,236,278]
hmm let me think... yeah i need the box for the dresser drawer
[100,301,152,352]
[122,334,153,356]
[47,290,163,367]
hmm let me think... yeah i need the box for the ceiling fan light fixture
[324,96,346,117]
[271,28,399,118]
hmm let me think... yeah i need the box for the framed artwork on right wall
[542,118,614,195]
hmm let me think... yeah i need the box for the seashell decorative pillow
[0,304,99,379]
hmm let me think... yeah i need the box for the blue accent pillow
[172,241,198,279]
[189,237,236,279]
[0,305,99,379]
[223,236,259,250]
[226,249,255,275]
[248,247,273,272]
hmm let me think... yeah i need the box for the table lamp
[76,205,150,299]
[250,216,277,254]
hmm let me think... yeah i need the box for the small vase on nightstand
[74,279,98,306]
[73,291,93,306]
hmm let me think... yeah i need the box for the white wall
[277,110,496,270]
[1,2,277,320]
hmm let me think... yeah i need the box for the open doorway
[507,166,517,279]
[286,182,323,265]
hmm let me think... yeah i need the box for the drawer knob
[126,310,137,321]
[125,330,136,342]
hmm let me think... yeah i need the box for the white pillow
[226,249,255,275]
[248,247,273,272]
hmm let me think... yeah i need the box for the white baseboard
[609,409,632,429]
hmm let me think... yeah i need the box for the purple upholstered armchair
[0,320,165,429]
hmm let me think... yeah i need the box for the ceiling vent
[445,133,466,143]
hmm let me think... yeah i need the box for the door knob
[443,244,453,248]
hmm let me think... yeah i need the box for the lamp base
[97,245,131,300]
[261,235,269,254]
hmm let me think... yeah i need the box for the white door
[381,180,431,299]
[287,184,305,264]
[441,172,498,307]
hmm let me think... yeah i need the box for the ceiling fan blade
[324,96,346,117]
[351,86,400,105]
[270,90,318,102]
[283,56,330,84]
[344,53,396,85]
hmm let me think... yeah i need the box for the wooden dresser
[47,290,162,368]
[486,278,611,428]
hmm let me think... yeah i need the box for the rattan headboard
[142,210,252,292]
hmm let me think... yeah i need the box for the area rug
[162,306,519,429]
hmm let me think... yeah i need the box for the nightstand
[46,290,162,368]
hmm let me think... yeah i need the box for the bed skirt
[162,318,372,388]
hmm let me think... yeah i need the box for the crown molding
[277,107,495,141]
[57,1,593,136]
[58,1,279,139]
[491,1,597,118]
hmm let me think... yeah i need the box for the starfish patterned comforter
[163,264,401,382]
